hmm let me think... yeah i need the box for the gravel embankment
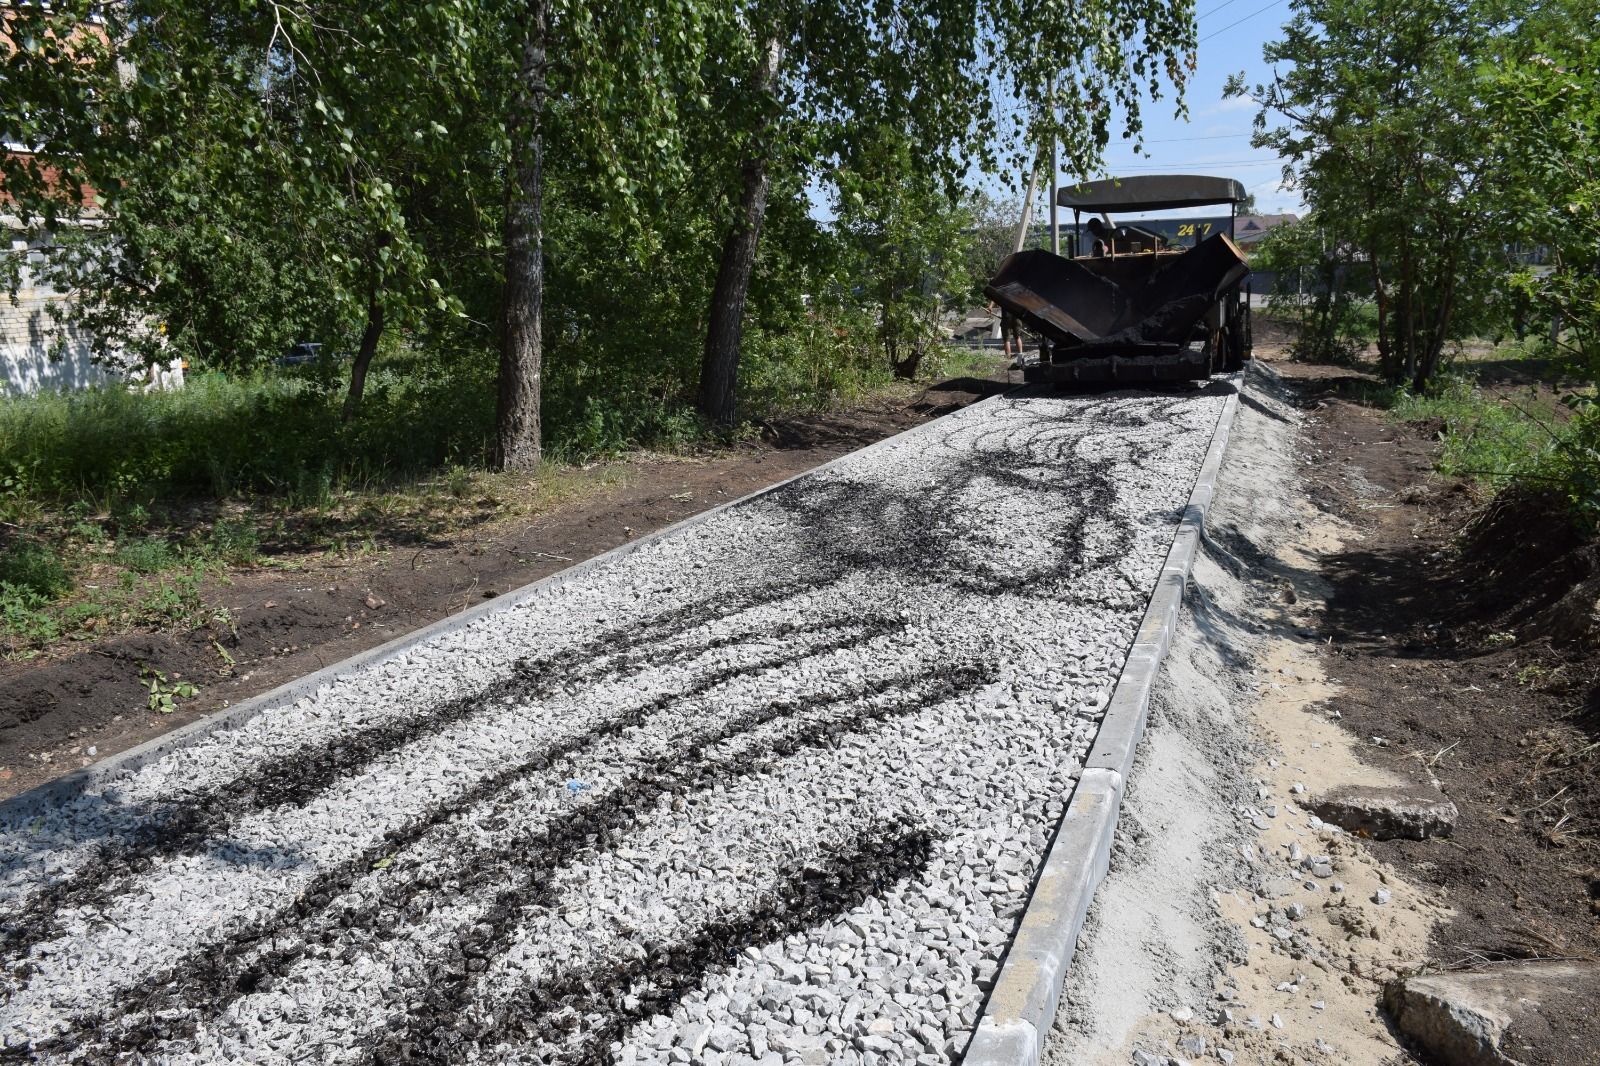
[0,387,1227,1065]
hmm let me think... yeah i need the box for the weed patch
[140,665,198,714]
[115,536,181,574]
[1391,377,1558,482]
[1391,374,1600,531]
[0,542,70,599]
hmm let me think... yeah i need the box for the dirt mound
[1459,484,1599,647]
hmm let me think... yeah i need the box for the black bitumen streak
[15,621,923,1063]
[360,666,987,1064]
[0,581,837,969]
[763,394,1195,604]
[414,823,936,1066]
[2,392,1207,1062]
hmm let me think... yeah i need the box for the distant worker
[1087,216,1112,257]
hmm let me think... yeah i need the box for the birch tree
[694,0,1199,424]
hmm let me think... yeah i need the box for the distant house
[1232,213,1299,247]
[1,12,182,397]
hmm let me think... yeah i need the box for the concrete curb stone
[964,373,1244,1066]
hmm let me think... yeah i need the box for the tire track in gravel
[6,623,951,1062]
[1,389,1225,1063]
[0,585,853,967]
[359,665,990,1065]
[762,394,1197,604]
[419,821,936,1066]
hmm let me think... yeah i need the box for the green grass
[0,328,961,653]
[1389,374,1600,528]
[1391,376,1560,482]
[0,354,499,508]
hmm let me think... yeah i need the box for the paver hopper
[985,175,1253,384]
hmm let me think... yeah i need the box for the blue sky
[808,2,1302,224]
[1082,0,1301,218]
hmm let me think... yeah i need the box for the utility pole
[1049,77,1060,256]
[993,157,1041,348]
[1012,159,1040,254]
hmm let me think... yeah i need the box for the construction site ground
[1049,347,1600,1065]
[5,335,1599,1064]
[0,373,1011,803]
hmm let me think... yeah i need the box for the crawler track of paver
[0,387,1228,1065]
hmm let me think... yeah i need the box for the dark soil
[0,372,1011,802]
[1273,353,1600,1064]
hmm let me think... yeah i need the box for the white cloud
[1202,96,1258,116]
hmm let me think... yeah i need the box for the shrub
[0,542,70,599]
[115,536,180,574]
[1550,398,1600,530]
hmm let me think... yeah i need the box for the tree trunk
[1400,238,1418,385]
[342,287,385,422]
[1369,243,1393,379]
[697,34,785,426]
[1415,259,1458,392]
[496,0,550,471]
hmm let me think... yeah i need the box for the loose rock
[1311,785,1459,841]
[1384,962,1600,1066]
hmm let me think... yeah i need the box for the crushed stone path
[0,386,1228,1065]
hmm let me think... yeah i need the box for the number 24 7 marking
[1177,223,1214,237]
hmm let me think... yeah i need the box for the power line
[1146,132,1254,143]
[1103,157,1280,165]
[1198,0,1246,19]
[1199,0,1286,41]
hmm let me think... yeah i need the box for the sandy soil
[1045,360,1449,1065]
[1048,342,1600,1065]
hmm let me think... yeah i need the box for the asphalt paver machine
[985,174,1254,385]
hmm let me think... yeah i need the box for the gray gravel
[0,387,1227,1064]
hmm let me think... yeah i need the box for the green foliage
[0,584,62,647]
[1,0,492,378]
[0,543,70,600]
[1,0,1198,502]
[1391,377,1600,527]
[832,131,983,380]
[1235,0,1515,389]
[1479,0,1600,377]
[1237,0,1598,395]
[140,665,198,714]
[1549,399,1600,529]
[1253,219,1376,363]
[739,315,889,414]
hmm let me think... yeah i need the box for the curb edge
[964,373,1244,1066]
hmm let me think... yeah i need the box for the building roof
[1232,213,1299,244]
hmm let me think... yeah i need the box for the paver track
[0,387,1229,1064]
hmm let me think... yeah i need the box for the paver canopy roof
[1057,175,1247,213]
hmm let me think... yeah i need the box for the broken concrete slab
[1312,784,1458,840]
[1383,961,1600,1066]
